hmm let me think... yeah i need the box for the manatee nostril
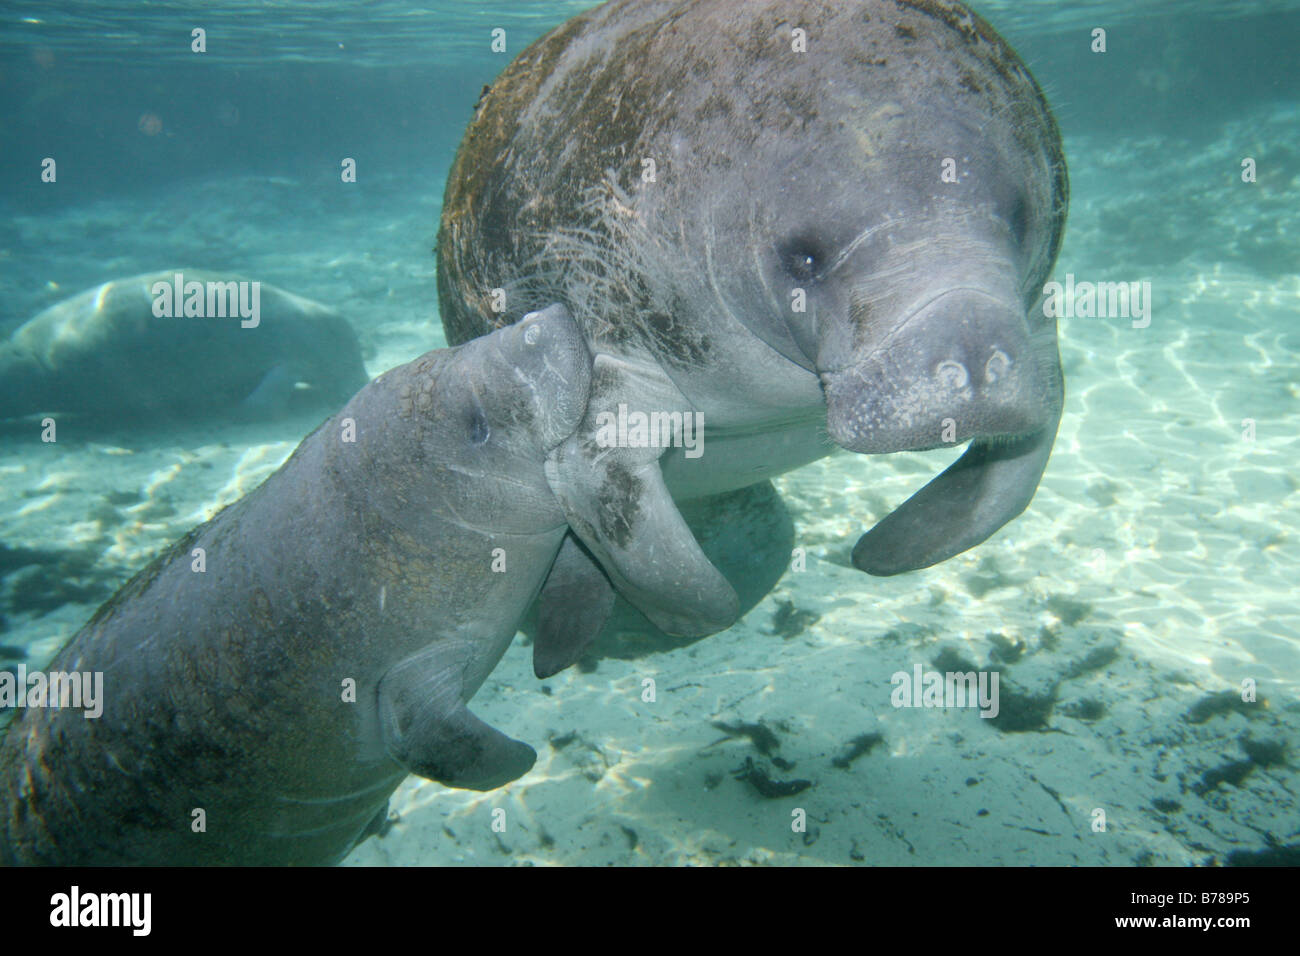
[468,390,491,444]
[469,412,491,445]
[936,359,969,390]
[984,348,1012,384]
[524,323,541,346]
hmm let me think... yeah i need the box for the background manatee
[0,270,368,426]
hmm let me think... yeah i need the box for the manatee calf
[0,270,368,424]
[438,0,1068,639]
[0,305,592,865]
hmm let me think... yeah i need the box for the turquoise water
[1,1,1297,866]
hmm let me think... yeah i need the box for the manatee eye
[778,236,826,282]
[790,252,817,281]
[469,412,490,445]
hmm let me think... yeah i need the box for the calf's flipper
[377,644,535,791]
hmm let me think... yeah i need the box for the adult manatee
[438,0,1068,637]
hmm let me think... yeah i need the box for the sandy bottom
[1,104,1296,866]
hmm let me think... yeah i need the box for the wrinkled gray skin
[0,306,591,865]
[0,270,368,424]
[439,0,1068,641]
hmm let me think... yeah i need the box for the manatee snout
[483,303,593,452]
[823,289,1052,455]
[817,287,1063,579]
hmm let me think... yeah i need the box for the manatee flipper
[852,372,1063,575]
[523,480,795,663]
[377,644,535,791]
[533,533,616,678]
[238,362,300,415]
[355,800,393,845]
[545,355,739,637]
